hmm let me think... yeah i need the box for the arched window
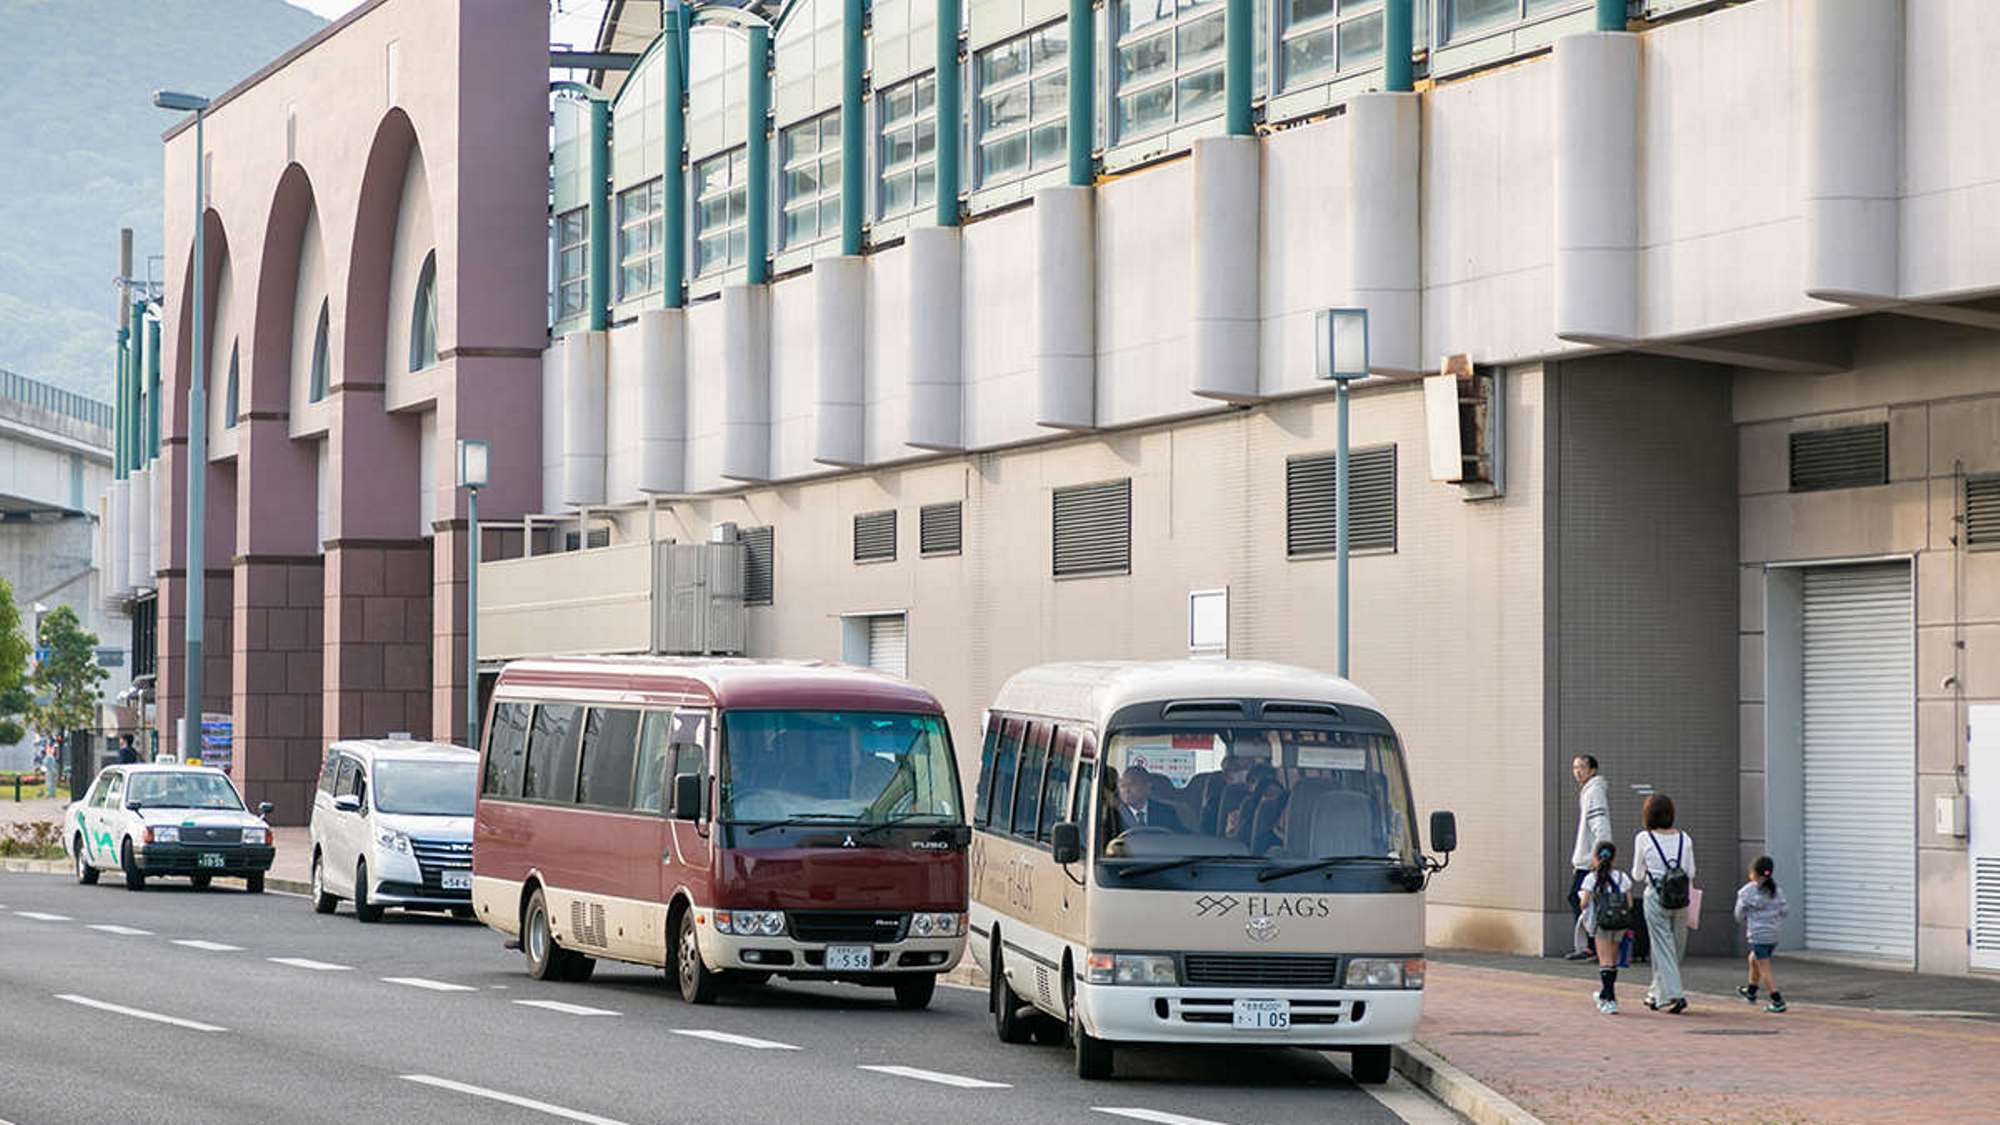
[409,251,438,372]
[308,299,330,403]
[224,342,240,429]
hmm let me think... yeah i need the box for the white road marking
[88,924,153,936]
[1094,1110,1231,1125]
[267,957,351,972]
[172,939,244,952]
[55,994,227,1033]
[858,1065,1011,1089]
[512,999,619,1017]
[670,1029,800,1050]
[14,911,71,921]
[402,1075,629,1125]
[383,976,478,992]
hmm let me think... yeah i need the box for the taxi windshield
[124,772,245,811]
[719,710,959,824]
[1094,726,1415,865]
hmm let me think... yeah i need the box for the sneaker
[1766,998,1787,1014]
[1564,950,1594,961]
[1604,998,1618,1015]
[1644,997,1660,1011]
[1737,984,1758,1004]
[1592,994,1608,1013]
[1667,997,1688,1015]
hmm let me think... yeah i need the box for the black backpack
[1649,832,1691,910]
[1592,872,1635,932]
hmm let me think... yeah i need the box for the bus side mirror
[1429,810,1458,855]
[1051,821,1083,865]
[671,772,704,821]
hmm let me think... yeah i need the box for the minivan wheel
[310,853,338,914]
[675,908,720,1004]
[1349,1045,1392,1085]
[990,940,1034,1045]
[353,861,383,922]
[120,840,146,891]
[74,839,98,885]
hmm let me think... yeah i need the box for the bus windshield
[1095,726,1415,865]
[720,710,960,825]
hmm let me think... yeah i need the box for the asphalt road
[0,872,1450,1125]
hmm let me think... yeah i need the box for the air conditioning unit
[1423,354,1504,498]
[709,521,739,544]
[654,540,747,656]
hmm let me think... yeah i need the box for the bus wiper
[1115,857,1212,878]
[741,814,863,836]
[852,812,947,840]
[1256,855,1390,882]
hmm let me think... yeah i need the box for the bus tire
[675,907,721,1005]
[1072,1008,1114,1080]
[990,939,1034,1044]
[561,953,597,983]
[523,887,567,981]
[74,838,98,885]
[891,973,936,1011]
[1350,1046,1392,1085]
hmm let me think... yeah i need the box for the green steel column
[115,330,129,478]
[841,0,865,254]
[662,9,688,308]
[746,25,772,284]
[147,317,162,461]
[1066,0,1094,184]
[127,300,144,470]
[1596,0,1625,31]
[1225,0,1252,135]
[1384,0,1413,92]
[935,0,962,226]
[588,94,611,330]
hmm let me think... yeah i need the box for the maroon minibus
[471,657,970,1009]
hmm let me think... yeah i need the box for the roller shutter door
[1801,563,1914,963]
[866,614,908,679]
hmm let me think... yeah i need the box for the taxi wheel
[120,840,146,892]
[310,853,338,914]
[73,838,98,885]
[891,973,937,1011]
[1350,1046,1392,1085]
[190,875,212,890]
[675,908,721,1005]
[990,940,1034,1045]
[245,872,265,895]
[353,862,384,922]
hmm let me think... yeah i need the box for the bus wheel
[675,908,721,1005]
[990,941,1034,1044]
[1072,1008,1113,1080]
[1349,1046,1392,1085]
[891,973,936,1011]
[524,888,567,981]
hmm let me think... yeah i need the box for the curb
[0,858,69,874]
[268,877,312,896]
[1393,1042,1542,1125]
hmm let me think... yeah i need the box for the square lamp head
[153,91,210,113]
[1314,307,1370,382]
[456,438,489,490]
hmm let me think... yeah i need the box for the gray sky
[285,1,609,47]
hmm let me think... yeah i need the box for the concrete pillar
[1033,186,1095,430]
[813,256,867,467]
[1552,31,1641,345]
[323,540,434,744]
[431,523,470,748]
[1800,0,1903,304]
[1344,92,1423,375]
[232,556,323,824]
[1189,136,1261,401]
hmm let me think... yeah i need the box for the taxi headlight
[145,825,179,845]
[1085,951,1177,986]
[242,827,268,846]
[1345,957,1425,989]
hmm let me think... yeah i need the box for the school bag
[1649,832,1691,911]
[1592,873,1635,932]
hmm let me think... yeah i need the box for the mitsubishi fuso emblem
[1245,915,1279,943]
[842,834,857,848]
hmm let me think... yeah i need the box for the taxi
[63,764,276,892]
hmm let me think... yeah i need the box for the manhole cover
[1451,1030,1540,1038]
[1689,1029,1780,1036]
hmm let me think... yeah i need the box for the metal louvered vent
[854,510,897,563]
[741,526,774,606]
[1789,424,1888,492]
[1968,476,2000,548]
[1976,857,2000,959]
[1286,445,1397,557]
[920,502,962,556]
[1053,479,1131,578]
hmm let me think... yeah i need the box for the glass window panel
[1118,0,1176,37]
[885,84,914,122]
[1449,0,1519,38]
[727,228,746,262]
[916,163,936,204]
[1338,9,1384,69]
[1030,121,1067,167]
[1032,23,1068,63]
[787,125,818,160]
[914,117,936,157]
[1288,0,1335,25]
[981,38,1027,84]
[1030,70,1068,117]
[983,85,1029,131]
[1283,28,1335,84]
[980,133,1027,179]
[820,197,841,230]
[916,75,935,111]
[884,172,914,214]
[1117,32,1174,84]
[784,209,815,245]
[1117,83,1175,135]
[885,128,916,167]
[1178,65,1226,118]
[1177,12,1226,63]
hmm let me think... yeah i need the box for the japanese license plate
[823,945,874,972]
[1233,998,1291,1030]
[197,852,225,869]
[441,869,472,891]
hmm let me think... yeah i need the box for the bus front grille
[788,911,909,944]
[1182,953,1342,987]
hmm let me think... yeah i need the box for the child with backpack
[1576,840,1635,1014]
[1734,855,1791,1013]
[1632,794,1696,1014]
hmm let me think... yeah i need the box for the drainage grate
[1690,1029,1780,1036]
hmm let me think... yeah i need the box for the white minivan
[308,740,478,922]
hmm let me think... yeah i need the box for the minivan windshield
[1095,726,1415,866]
[125,772,245,811]
[374,760,478,816]
[720,710,959,825]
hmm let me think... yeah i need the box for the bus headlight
[1086,951,1178,986]
[910,912,965,938]
[1345,957,1425,989]
[715,910,786,936]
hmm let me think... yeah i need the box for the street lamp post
[457,439,489,750]
[1314,308,1369,679]
[155,89,210,759]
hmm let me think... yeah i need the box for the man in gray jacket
[1565,755,1613,960]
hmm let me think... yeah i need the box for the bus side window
[577,708,641,808]
[482,702,532,797]
[633,712,670,813]
[1038,728,1077,842]
[1069,733,1098,827]
[986,718,1023,831]
[523,703,583,804]
[1011,722,1051,839]
[972,715,1000,829]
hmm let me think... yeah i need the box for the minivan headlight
[1345,957,1425,989]
[1086,951,1178,986]
[715,910,786,936]
[375,828,410,854]
[910,912,965,938]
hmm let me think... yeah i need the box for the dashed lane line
[172,939,244,952]
[1093,1110,1232,1125]
[55,994,227,1034]
[669,1029,801,1050]
[512,999,620,1017]
[402,1075,629,1125]
[13,911,71,922]
[267,957,352,972]
[858,1065,1011,1090]
[87,924,153,936]
[383,977,480,992]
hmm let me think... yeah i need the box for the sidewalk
[1419,951,2000,1124]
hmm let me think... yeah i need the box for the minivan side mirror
[1429,810,1458,855]
[1050,820,1083,866]
[333,794,361,814]
[670,772,704,821]
[257,801,274,819]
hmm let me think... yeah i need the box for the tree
[0,578,28,745]
[27,605,107,748]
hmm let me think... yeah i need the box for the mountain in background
[0,0,327,402]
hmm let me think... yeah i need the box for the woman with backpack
[1734,855,1790,1013]
[1632,793,1696,1014]
[1576,840,1635,1014]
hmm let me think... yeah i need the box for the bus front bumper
[1075,983,1423,1048]
[697,924,967,979]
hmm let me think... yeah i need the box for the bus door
[650,708,714,906]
